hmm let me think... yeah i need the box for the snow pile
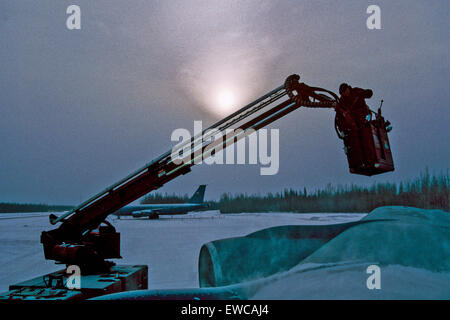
[198,222,364,287]
[300,206,450,272]
[251,263,450,299]
[100,206,450,299]
[250,206,450,299]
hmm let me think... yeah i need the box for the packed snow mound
[97,206,450,299]
[198,221,364,287]
[251,263,450,299]
[251,206,450,299]
[198,206,450,299]
[301,206,450,272]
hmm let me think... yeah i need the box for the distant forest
[142,170,449,213]
[142,193,190,204]
[0,203,73,214]
[2,170,448,214]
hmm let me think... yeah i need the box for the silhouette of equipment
[2,74,394,300]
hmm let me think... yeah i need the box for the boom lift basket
[337,107,394,176]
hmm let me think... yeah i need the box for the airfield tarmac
[0,211,365,293]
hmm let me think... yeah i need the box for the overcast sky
[0,0,448,204]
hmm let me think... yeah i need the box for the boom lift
[0,74,394,300]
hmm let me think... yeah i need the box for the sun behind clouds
[216,89,236,115]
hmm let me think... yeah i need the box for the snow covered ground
[3,208,448,299]
[0,211,364,293]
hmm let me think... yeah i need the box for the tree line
[142,169,449,213]
[2,169,448,214]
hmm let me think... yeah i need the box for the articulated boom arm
[41,74,391,270]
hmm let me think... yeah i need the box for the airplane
[113,185,208,219]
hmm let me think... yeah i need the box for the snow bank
[301,206,450,272]
[198,222,364,287]
[251,206,450,299]
[197,206,450,299]
[100,206,450,299]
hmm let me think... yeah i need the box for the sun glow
[177,36,277,118]
[217,89,235,114]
